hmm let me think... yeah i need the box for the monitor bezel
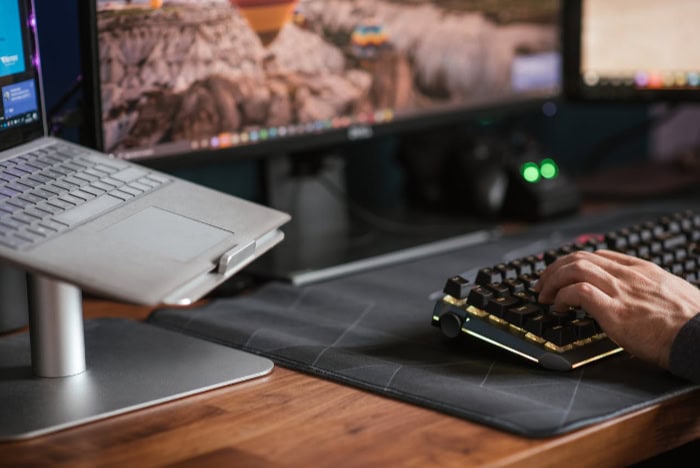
[562,0,700,102]
[79,2,560,171]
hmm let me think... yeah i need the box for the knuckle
[566,259,590,276]
[574,282,595,296]
[568,251,590,262]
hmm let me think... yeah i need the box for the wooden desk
[1,297,698,467]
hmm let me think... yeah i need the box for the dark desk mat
[149,201,700,438]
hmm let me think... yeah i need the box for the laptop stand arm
[28,275,85,377]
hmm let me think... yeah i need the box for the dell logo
[347,125,373,140]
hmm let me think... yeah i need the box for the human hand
[534,249,700,369]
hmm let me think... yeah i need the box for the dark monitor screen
[83,0,561,164]
[563,0,700,101]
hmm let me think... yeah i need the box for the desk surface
[1,297,698,467]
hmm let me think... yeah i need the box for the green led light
[521,162,540,183]
[539,158,559,179]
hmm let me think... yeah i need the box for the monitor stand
[247,151,497,285]
[0,274,273,441]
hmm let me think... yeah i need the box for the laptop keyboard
[432,209,700,371]
[0,143,170,250]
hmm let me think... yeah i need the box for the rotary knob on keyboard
[439,312,463,338]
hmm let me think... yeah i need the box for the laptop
[0,0,290,305]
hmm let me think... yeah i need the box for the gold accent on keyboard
[571,347,625,369]
[466,305,488,317]
[544,341,574,353]
[488,315,507,326]
[525,332,546,344]
[443,295,467,307]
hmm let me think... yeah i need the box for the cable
[46,74,84,137]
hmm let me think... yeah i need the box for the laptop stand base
[0,317,273,441]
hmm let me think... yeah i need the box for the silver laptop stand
[0,270,274,441]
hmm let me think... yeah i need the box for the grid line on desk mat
[149,201,700,438]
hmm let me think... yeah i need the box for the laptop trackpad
[100,207,233,262]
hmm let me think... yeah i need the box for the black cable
[47,74,83,119]
[46,74,84,137]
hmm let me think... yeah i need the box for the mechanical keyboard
[432,209,700,371]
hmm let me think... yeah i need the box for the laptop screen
[0,0,45,152]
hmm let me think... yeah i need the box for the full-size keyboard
[432,209,700,371]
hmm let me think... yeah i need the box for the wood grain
[0,299,698,467]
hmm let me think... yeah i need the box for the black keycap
[518,273,538,288]
[544,250,559,265]
[505,303,541,327]
[544,325,578,346]
[486,295,520,318]
[443,275,470,299]
[684,258,697,272]
[605,232,627,251]
[509,259,532,276]
[525,255,547,273]
[467,285,493,309]
[524,313,554,336]
[512,290,535,303]
[656,232,686,250]
[494,263,517,280]
[637,244,650,258]
[486,282,509,297]
[659,216,681,233]
[559,244,577,255]
[549,308,575,325]
[674,248,687,262]
[571,318,597,339]
[475,267,501,286]
[503,278,525,295]
[662,252,674,266]
[635,224,653,243]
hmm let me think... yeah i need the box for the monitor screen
[563,0,700,100]
[0,0,44,152]
[84,0,560,163]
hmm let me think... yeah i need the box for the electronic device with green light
[520,158,560,184]
[501,156,580,221]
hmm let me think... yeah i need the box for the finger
[536,251,598,288]
[537,258,619,304]
[594,249,649,266]
[537,250,637,292]
[551,282,617,331]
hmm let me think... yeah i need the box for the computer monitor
[563,0,700,101]
[80,0,562,282]
[82,0,560,161]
